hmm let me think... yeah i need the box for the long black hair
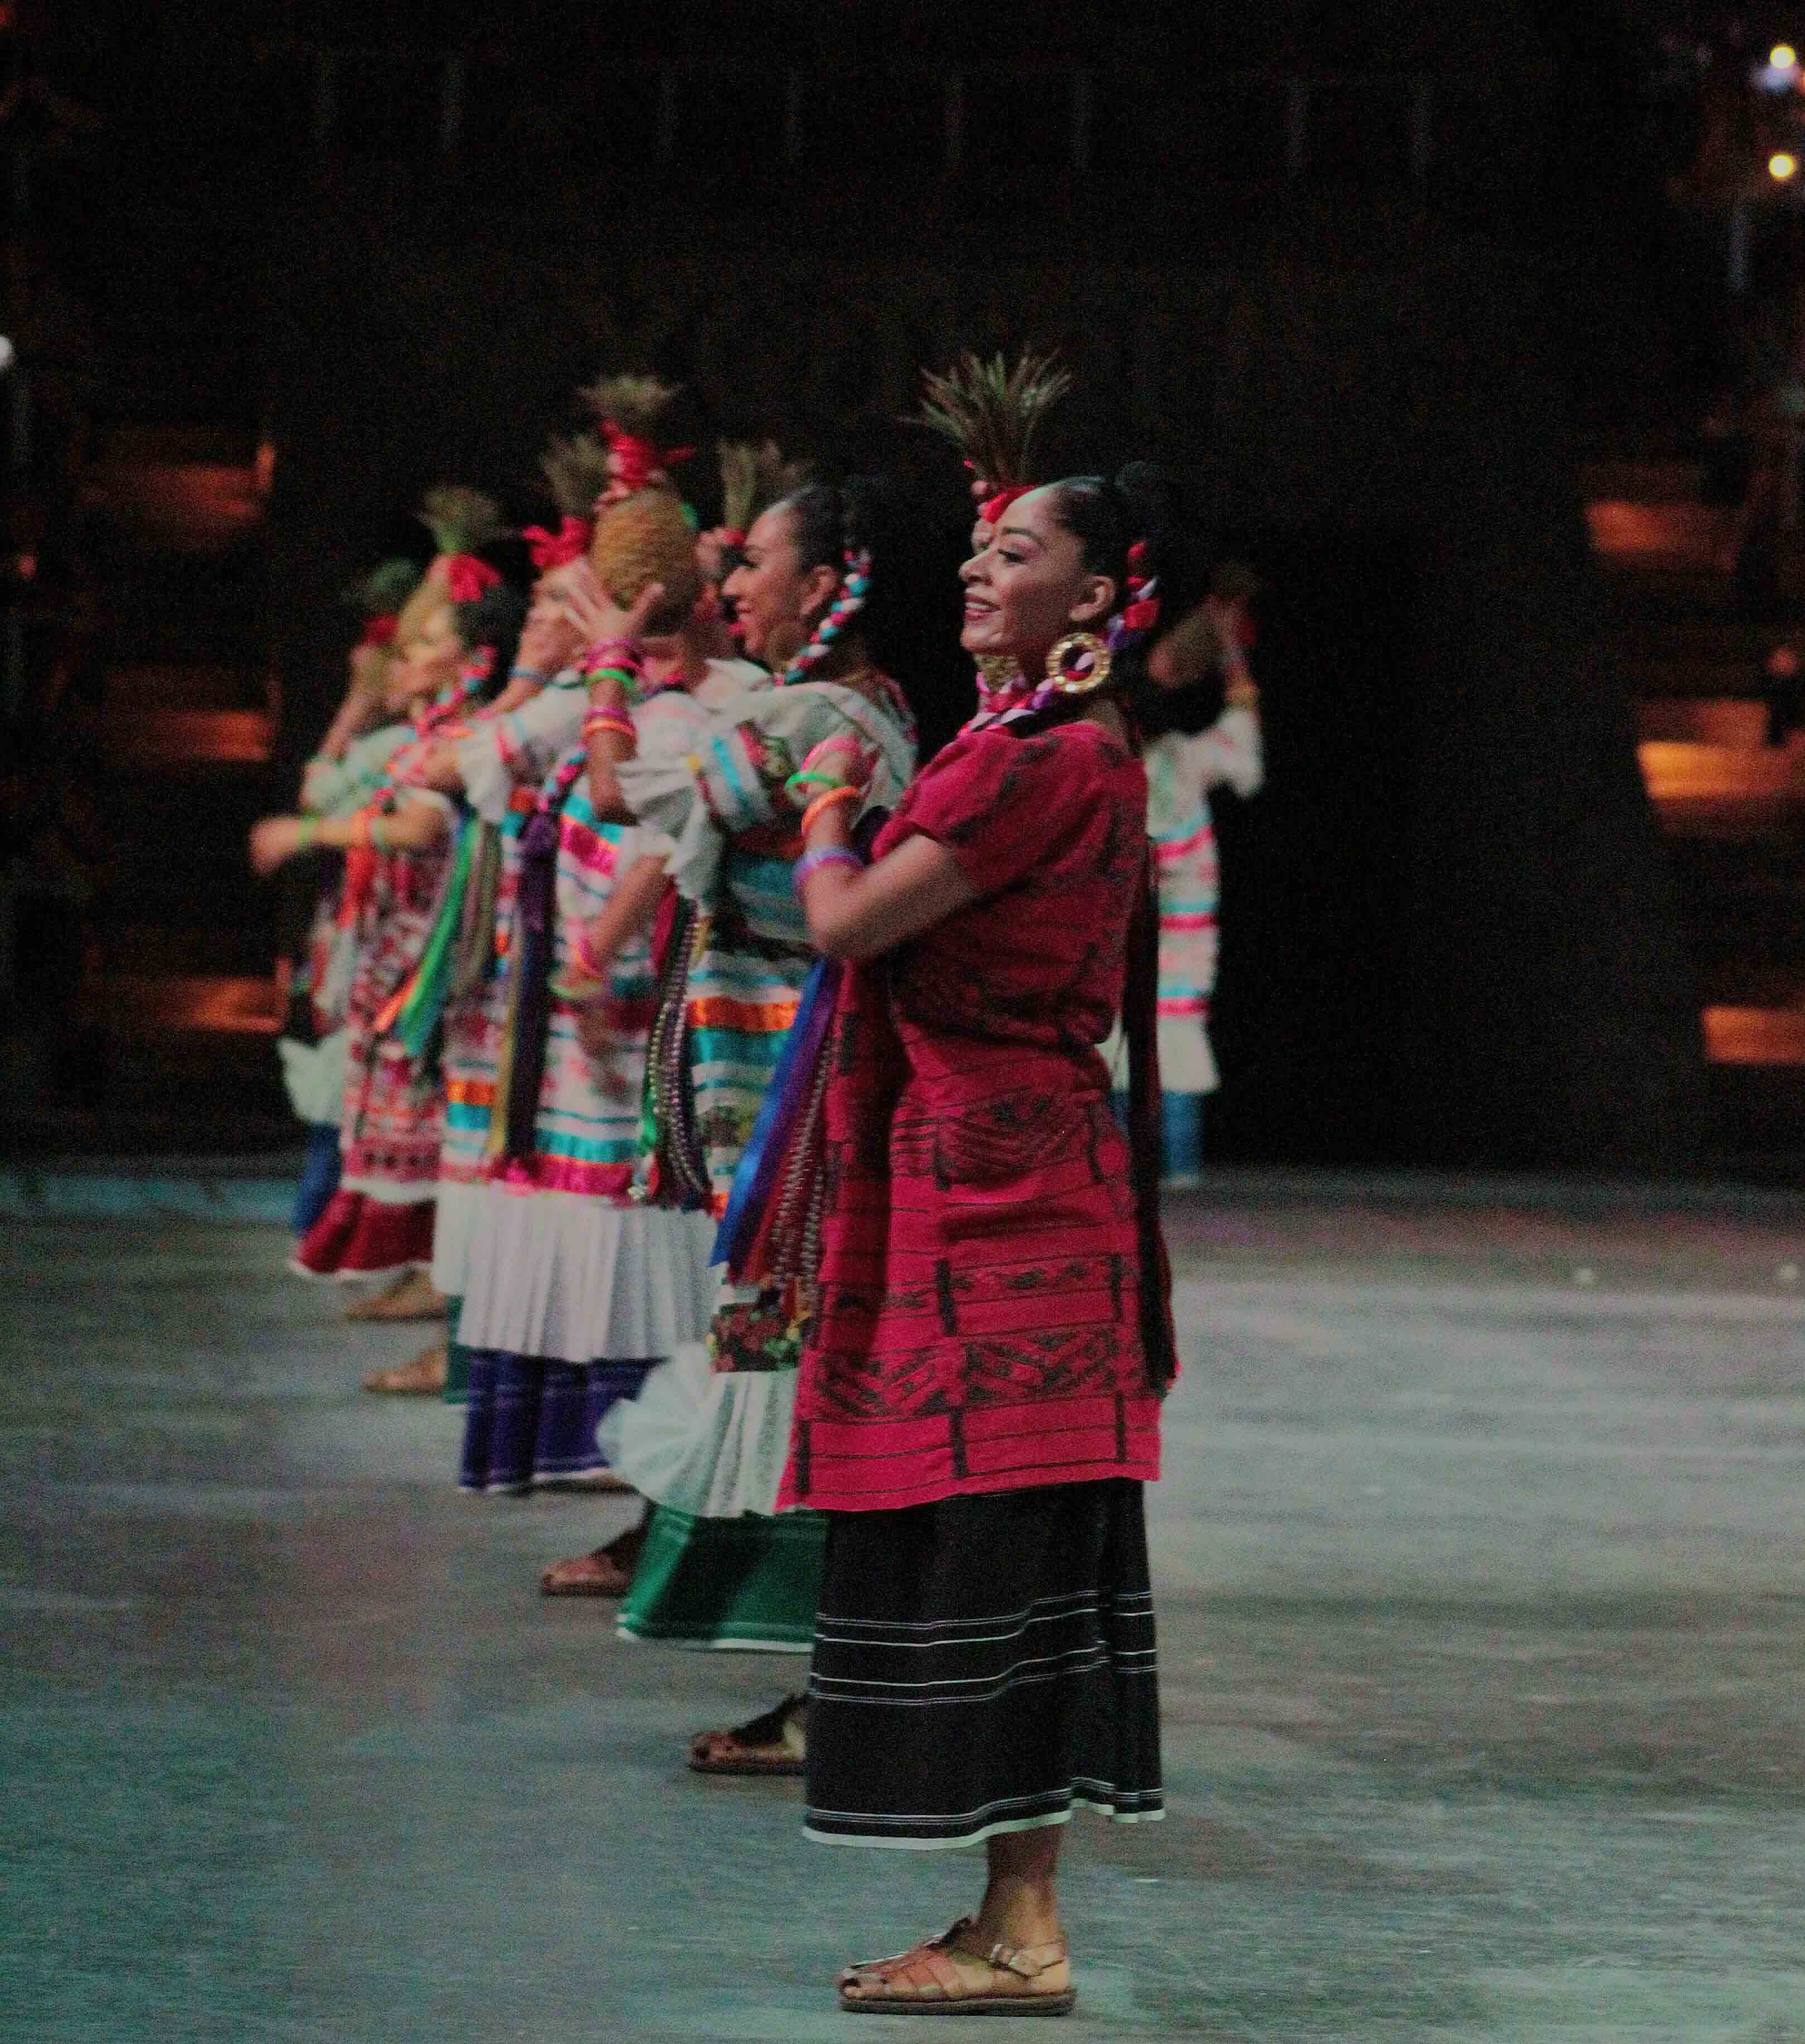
[778,474,959,738]
[452,577,528,700]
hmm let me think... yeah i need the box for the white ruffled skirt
[429,1179,484,1299]
[455,1188,716,1363]
[596,1338,798,1519]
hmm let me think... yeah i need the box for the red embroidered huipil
[778,719,1164,1513]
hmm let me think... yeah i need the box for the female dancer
[1134,575,1263,1186]
[545,481,920,1691]
[450,536,763,1494]
[780,467,1181,2015]
[407,437,617,1403]
[250,506,523,1297]
[276,559,420,1246]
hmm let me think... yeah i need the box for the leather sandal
[538,1545,632,1597]
[838,1917,1074,2016]
[689,1693,807,1776]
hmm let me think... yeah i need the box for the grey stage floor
[6,1184,1805,2042]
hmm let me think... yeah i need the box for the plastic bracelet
[801,784,861,836]
[370,815,391,853]
[785,768,840,796]
[581,637,638,670]
[568,924,609,980]
[295,815,320,850]
[585,667,641,709]
[792,845,862,894]
[510,664,549,685]
[583,712,637,744]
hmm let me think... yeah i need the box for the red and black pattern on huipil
[779,720,1164,1514]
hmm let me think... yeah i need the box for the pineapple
[590,483,701,634]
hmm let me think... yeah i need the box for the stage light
[1774,43,1799,70]
[1772,151,1799,182]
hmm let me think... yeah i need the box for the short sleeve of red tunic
[873,721,1147,1054]
[885,724,1100,890]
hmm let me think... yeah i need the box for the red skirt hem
[293,1188,436,1278]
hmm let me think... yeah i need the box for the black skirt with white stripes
[804,1479,1163,1849]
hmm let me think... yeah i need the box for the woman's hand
[515,596,582,681]
[559,560,667,652]
[249,816,305,876]
[784,732,877,811]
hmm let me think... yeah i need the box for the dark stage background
[11,0,1712,1170]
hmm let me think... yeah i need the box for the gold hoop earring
[1045,631,1112,696]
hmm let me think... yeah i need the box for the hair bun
[837,472,899,558]
[1113,460,1183,561]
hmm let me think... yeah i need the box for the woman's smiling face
[958,486,1117,676]
[387,602,462,710]
[720,502,838,662]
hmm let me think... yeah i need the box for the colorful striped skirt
[458,1355,656,1495]
[804,1479,1163,1849]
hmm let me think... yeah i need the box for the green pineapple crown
[908,347,1074,489]
[416,485,506,557]
[540,432,611,520]
[717,438,816,534]
[342,556,424,618]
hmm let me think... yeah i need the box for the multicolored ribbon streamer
[712,953,842,1277]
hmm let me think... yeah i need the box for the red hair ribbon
[601,422,694,494]
[523,516,591,570]
[715,526,747,548]
[1123,597,1161,633]
[443,554,502,604]
[980,483,1030,528]
[358,613,397,648]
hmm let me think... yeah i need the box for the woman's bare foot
[538,1517,645,1597]
[689,1693,808,1776]
[361,1341,448,1394]
[344,1269,444,1322]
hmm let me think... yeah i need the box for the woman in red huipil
[780,466,1182,2017]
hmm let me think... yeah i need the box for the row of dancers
[249,353,1262,2016]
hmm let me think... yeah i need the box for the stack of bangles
[581,637,642,704]
[582,705,637,749]
[792,845,861,894]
